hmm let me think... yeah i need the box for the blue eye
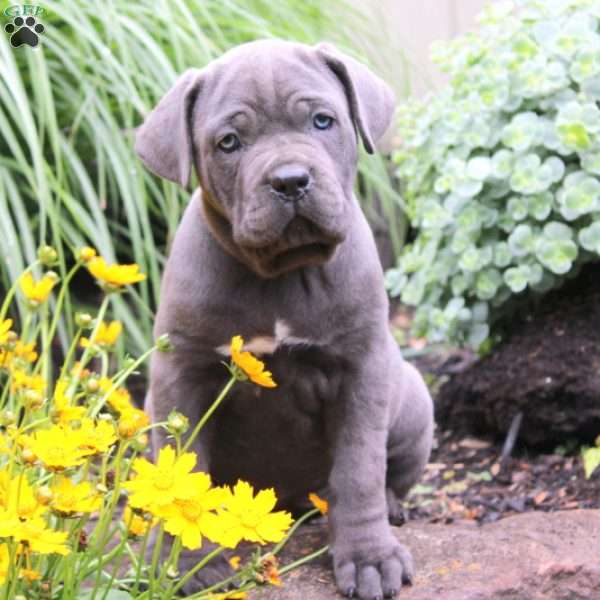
[313,113,334,130]
[218,134,241,153]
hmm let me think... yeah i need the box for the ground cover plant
[0,246,328,599]
[386,0,600,350]
[0,0,405,358]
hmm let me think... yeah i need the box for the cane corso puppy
[135,40,434,599]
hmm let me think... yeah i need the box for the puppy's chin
[240,216,343,278]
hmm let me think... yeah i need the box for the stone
[249,510,600,600]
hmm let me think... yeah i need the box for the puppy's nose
[269,164,310,199]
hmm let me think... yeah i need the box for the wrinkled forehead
[201,48,347,131]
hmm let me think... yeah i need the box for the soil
[403,427,600,525]
[435,262,600,447]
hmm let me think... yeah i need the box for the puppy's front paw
[332,537,414,599]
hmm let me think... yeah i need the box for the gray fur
[136,39,433,599]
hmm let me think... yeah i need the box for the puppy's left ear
[135,69,204,188]
[316,43,395,154]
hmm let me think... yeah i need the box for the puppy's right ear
[135,69,204,188]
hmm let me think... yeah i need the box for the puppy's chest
[216,319,343,415]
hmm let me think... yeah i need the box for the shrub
[0,247,326,598]
[386,0,600,349]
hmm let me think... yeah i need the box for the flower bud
[75,312,94,329]
[77,246,97,263]
[166,566,179,579]
[24,390,45,411]
[85,378,100,394]
[0,410,16,426]
[37,245,58,266]
[36,485,54,506]
[21,448,37,464]
[156,333,174,353]
[44,270,60,284]
[167,411,189,435]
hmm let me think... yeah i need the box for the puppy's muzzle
[269,163,311,202]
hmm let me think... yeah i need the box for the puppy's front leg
[329,352,413,600]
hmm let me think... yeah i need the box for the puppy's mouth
[242,217,340,275]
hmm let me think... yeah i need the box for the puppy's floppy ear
[316,43,395,154]
[135,69,204,188]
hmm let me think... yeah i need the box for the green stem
[0,262,38,323]
[68,296,110,396]
[44,262,82,355]
[90,345,156,418]
[278,544,330,575]
[271,508,319,556]
[167,546,225,598]
[181,376,236,453]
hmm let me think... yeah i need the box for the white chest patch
[215,319,316,356]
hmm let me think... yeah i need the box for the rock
[436,263,600,447]
[249,510,600,600]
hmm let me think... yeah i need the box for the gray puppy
[135,40,433,600]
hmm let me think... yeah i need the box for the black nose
[269,164,310,199]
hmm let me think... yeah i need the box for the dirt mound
[436,262,600,447]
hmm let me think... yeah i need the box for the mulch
[404,427,600,525]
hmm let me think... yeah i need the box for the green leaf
[579,222,600,254]
[557,122,591,150]
[508,224,535,257]
[504,266,529,293]
[582,447,600,479]
[535,238,578,274]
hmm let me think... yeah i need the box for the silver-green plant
[386,0,600,349]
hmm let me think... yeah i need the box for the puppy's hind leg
[386,358,434,525]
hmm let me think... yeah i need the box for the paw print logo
[4,16,45,48]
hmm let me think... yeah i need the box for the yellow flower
[230,336,277,388]
[87,257,146,289]
[80,320,123,350]
[14,340,38,363]
[229,555,242,570]
[0,320,12,346]
[20,567,42,582]
[0,544,8,585]
[52,379,85,424]
[50,478,101,516]
[214,481,292,548]
[20,425,93,471]
[154,475,228,550]
[98,378,134,414]
[308,492,329,515]
[123,446,209,510]
[76,418,117,454]
[0,469,45,521]
[11,370,46,395]
[11,517,70,555]
[19,272,58,305]
[122,505,156,537]
[118,408,150,438]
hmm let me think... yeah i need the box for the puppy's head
[135,40,395,277]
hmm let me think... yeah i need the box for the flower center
[181,501,203,521]
[154,469,174,491]
[240,510,260,529]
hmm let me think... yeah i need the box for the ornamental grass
[0,246,327,599]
